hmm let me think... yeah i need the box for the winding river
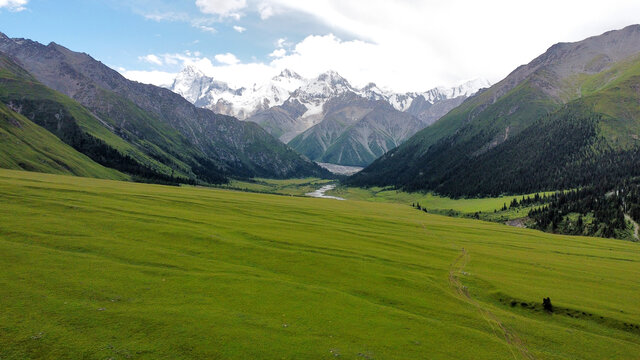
[305,184,345,200]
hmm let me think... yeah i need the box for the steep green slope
[349,25,640,196]
[0,103,126,179]
[1,169,639,359]
[0,53,222,183]
[413,101,640,196]
[404,55,640,196]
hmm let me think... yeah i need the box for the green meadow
[218,177,333,196]
[0,169,639,359]
[328,185,552,217]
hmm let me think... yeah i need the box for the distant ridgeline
[348,25,640,198]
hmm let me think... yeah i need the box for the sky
[0,0,639,92]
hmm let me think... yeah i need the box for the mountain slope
[0,102,127,180]
[349,25,640,196]
[0,53,193,183]
[288,93,425,166]
[247,71,359,143]
[243,75,487,146]
[243,74,487,167]
[0,33,329,181]
[170,66,489,165]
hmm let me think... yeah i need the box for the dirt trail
[624,214,639,241]
[449,249,536,360]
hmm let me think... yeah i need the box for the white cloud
[121,70,177,87]
[249,0,640,91]
[142,10,218,35]
[139,54,163,66]
[268,48,286,58]
[257,2,274,19]
[0,0,27,12]
[233,25,246,33]
[137,52,205,68]
[142,12,189,22]
[123,0,640,93]
[214,52,240,65]
[195,0,246,18]
[271,34,405,89]
[122,50,277,89]
[196,25,217,33]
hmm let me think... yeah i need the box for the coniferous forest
[525,181,640,239]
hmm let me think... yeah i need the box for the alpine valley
[169,66,489,166]
[2,11,640,359]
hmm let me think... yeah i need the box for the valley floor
[0,169,639,359]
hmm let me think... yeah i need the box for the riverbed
[305,184,345,200]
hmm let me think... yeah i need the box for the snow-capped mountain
[169,66,488,124]
[361,78,491,112]
[168,67,490,166]
[170,65,237,104]
[170,67,305,120]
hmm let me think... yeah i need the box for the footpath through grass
[0,169,639,359]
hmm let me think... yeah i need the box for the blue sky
[0,0,342,70]
[1,0,639,92]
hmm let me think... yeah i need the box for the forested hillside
[348,25,640,197]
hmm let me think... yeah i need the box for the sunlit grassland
[0,169,638,359]
[327,185,553,214]
[217,177,333,196]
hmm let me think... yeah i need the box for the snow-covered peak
[273,69,303,81]
[270,69,305,93]
[293,71,354,101]
[360,82,394,102]
[454,78,491,96]
[356,78,491,112]
[361,82,378,91]
[171,65,218,103]
[179,64,206,78]
[316,70,351,87]
[423,78,491,102]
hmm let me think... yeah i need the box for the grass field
[217,177,333,196]
[327,185,553,216]
[1,169,639,359]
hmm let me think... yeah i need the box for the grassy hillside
[0,169,638,359]
[0,54,212,184]
[0,103,126,180]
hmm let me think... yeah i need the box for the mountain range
[3,25,639,199]
[169,66,489,166]
[0,32,330,183]
[349,24,640,196]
